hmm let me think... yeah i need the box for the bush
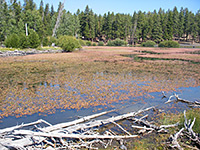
[28,29,41,48]
[42,37,49,47]
[106,40,114,46]
[113,38,126,46]
[86,41,92,46]
[158,41,180,48]
[18,33,29,49]
[106,38,127,46]
[57,35,81,52]
[78,39,86,46]
[141,40,156,47]
[98,41,104,46]
[48,36,56,46]
[5,34,20,48]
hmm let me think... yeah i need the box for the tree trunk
[52,1,65,37]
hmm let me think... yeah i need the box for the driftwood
[168,110,200,149]
[164,93,200,107]
[0,107,156,149]
[131,115,179,134]
[43,109,116,132]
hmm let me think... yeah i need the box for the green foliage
[113,38,127,46]
[98,41,104,46]
[18,33,29,49]
[78,39,86,46]
[42,37,49,46]
[0,0,199,45]
[106,40,114,46]
[92,43,96,46]
[141,40,156,47]
[57,35,81,52]
[48,36,56,46]
[158,40,180,48]
[42,36,56,47]
[5,34,20,48]
[106,38,127,46]
[28,29,41,48]
[180,109,200,133]
[86,41,92,46]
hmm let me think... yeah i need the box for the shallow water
[0,86,199,129]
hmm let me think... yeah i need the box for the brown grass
[0,47,199,119]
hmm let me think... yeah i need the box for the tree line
[0,0,200,48]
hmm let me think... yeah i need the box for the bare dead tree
[129,16,137,46]
[52,0,65,37]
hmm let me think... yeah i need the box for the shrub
[92,43,96,46]
[78,39,86,46]
[42,37,49,47]
[28,29,41,48]
[86,41,92,46]
[158,41,180,48]
[98,41,104,46]
[141,40,156,47]
[48,36,56,46]
[5,34,20,48]
[57,35,81,52]
[106,38,127,46]
[18,33,29,49]
[113,38,126,46]
[106,40,114,46]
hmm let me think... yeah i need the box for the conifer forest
[0,0,200,47]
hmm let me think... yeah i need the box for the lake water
[0,86,199,129]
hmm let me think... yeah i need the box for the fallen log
[0,119,51,134]
[13,130,138,139]
[65,106,155,133]
[165,94,200,107]
[43,109,116,132]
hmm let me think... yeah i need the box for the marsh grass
[0,48,200,119]
[179,108,200,133]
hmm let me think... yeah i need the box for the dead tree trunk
[129,17,137,46]
[52,0,65,37]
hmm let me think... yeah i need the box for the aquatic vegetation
[0,47,199,120]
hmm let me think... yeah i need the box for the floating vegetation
[0,47,200,120]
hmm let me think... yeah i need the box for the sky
[29,0,200,14]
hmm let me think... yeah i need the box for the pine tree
[184,8,190,40]
[23,0,36,11]
[28,29,40,48]
[39,0,44,17]
[146,11,153,40]
[124,14,132,41]
[88,9,95,40]
[151,10,163,43]
[137,11,146,42]
[50,5,54,19]
[188,12,198,43]
[166,10,173,40]
[172,7,179,38]
[0,0,5,41]
[178,7,185,41]
[196,10,200,43]
[112,13,123,39]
